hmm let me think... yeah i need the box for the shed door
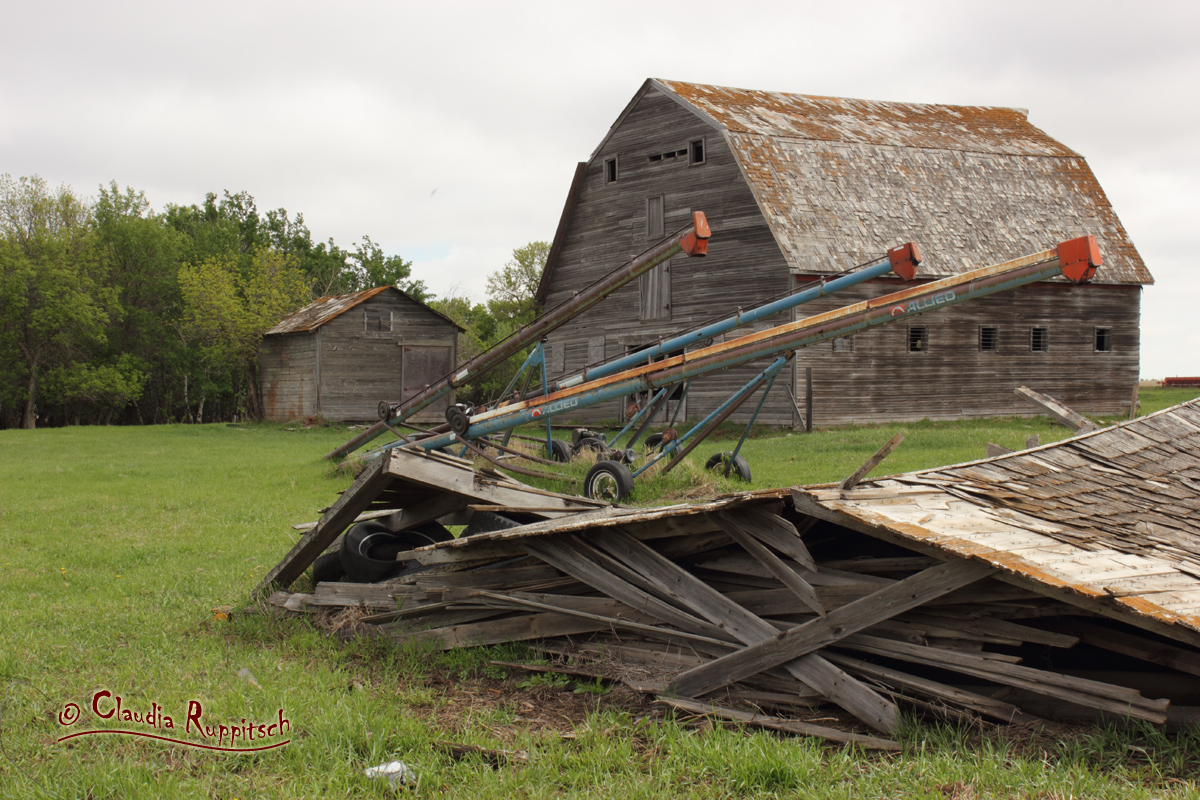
[403,345,453,420]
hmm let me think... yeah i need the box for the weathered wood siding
[260,332,318,420]
[793,279,1141,426]
[261,290,458,423]
[542,87,797,425]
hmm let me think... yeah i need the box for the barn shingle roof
[643,80,1151,285]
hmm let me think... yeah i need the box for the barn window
[832,335,854,353]
[1030,326,1049,352]
[605,157,618,183]
[979,326,999,352]
[908,325,928,352]
[646,196,664,239]
[690,138,705,164]
[1094,327,1112,352]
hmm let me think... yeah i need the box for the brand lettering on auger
[530,398,579,419]
[895,289,956,317]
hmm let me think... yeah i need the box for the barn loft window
[648,147,691,164]
[605,157,618,183]
[1030,326,1049,352]
[979,326,999,352]
[832,335,855,353]
[1094,327,1113,352]
[646,196,664,239]
[689,138,705,164]
[908,325,928,353]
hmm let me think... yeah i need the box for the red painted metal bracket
[679,211,711,257]
[1057,235,1102,283]
[887,242,922,281]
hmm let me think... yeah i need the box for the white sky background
[1,0,1196,379]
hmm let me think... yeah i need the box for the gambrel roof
[557,79,1151,287]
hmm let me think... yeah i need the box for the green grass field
[2,389,1198,798]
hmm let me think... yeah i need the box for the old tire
[548,439,573,463]
[462,510,523,537]
[584,460,635,502]
[705,452,752,482]
[340,520,453,583]
[312,550,346,584]
[643,433,664,450]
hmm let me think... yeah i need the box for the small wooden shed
[259,286,462,423]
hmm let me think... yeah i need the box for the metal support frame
[724,367,781,476]
[633,357,789,478]
[610,387,670,449]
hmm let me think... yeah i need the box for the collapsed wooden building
[535,79,1153,428]
[261,399,1200,747]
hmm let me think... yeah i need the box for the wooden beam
[255,454,393,594]
[653,697,900,751]
[1041,619,1200,678]
[839,433,905,490]
[588,528,900,734]
[714,511,824,617]
[1015,385,1100,433]
[670,558,994,698]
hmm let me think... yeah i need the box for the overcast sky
[2,0,1196,379]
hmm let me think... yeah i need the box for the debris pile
[261,400,1200,748]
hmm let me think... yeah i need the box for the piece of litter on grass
[365,761,411,785]
[236,668,261,689]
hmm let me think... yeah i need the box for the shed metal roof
[265,286,464,336]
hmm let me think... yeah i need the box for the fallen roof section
[794,398,1200,648]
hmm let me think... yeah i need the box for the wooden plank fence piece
[1015,386,1100,434]
[1026,434,1041,449]
[588,528,900,734]
[653,697,901,751]
[715,511,825,617]
[670,558,994,698]
[256,454,393,594]
[840,433,905,490]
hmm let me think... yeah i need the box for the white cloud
[2,0,1197,376]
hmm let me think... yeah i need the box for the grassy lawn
[1,388,1198,798]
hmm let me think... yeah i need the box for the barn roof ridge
[265,285,464,336]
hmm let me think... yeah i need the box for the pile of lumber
[268,494,1200,749]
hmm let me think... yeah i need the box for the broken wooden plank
[653,697,900,751]
[670,558,994,698]
[715,510,825,617]
[822,651,1042,726]
[1015,386,1100,434]
[987,443,1014,458]
[840,433,905,490]
[256,454,393,594]
[840,633,1170,724]
[587,528,900,734]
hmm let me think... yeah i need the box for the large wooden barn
[259,286,461,423]
[535,79,1153,427]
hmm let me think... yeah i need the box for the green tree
[177,248,311,421]
[485,240,549,325]
[0,175,116,428]
[352,236,430,301]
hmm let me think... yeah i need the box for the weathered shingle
[654,79,1152,285]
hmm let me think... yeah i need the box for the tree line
[0,174,546,429]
